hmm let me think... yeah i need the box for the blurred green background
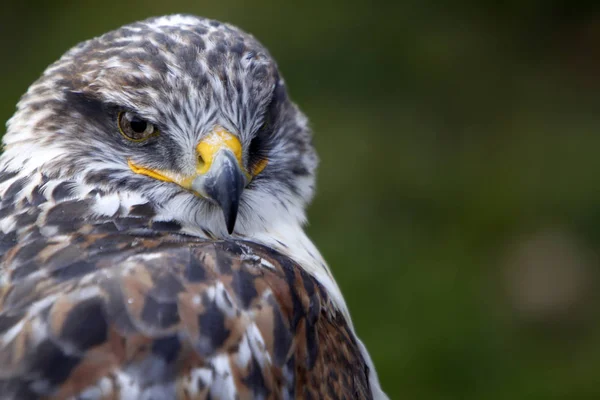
[4,1,600,398]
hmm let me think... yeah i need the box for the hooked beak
[191,149,246,234]
[128,127,259,234]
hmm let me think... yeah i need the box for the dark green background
[3,1,600,398]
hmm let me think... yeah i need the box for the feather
[0,14,387,399]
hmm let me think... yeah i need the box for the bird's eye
[118,111,158,141]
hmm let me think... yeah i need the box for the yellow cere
[196,127,244,174]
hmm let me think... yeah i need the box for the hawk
[0,15,388,399]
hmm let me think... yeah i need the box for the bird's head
[3,15,318,236]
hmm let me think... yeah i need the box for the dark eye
[118,111,158,141]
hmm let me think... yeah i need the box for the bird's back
[0,177,372,399]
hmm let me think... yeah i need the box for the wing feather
[0,231,371,399]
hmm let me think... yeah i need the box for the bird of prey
[0,15,387,400]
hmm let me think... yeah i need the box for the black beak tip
[224,205,238,234]
[226,224,235,235]
[206,151,245,235]
[211,187,242,235]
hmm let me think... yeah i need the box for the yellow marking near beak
[128,159,196,190]
[127,159,177,184]
[196,127,244,175]
[252,158,268,176]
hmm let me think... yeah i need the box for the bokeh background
[3,1,600,398]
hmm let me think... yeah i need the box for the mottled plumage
[0,15,387,399]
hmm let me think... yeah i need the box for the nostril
[195,145,210,174]
[197,153,205,168]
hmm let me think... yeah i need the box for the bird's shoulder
[0,177,372,399]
